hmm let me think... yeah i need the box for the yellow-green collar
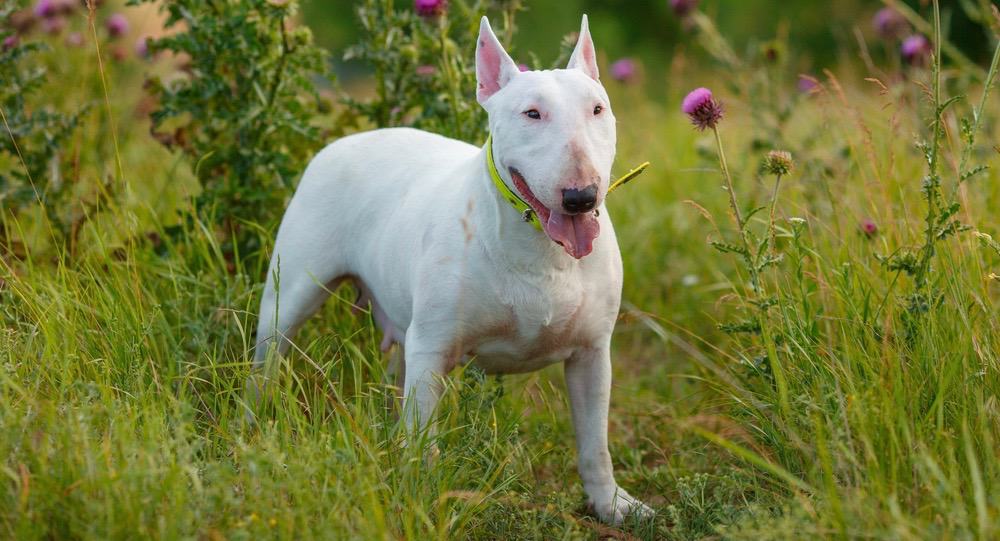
[484,135,649,230]
[486,135,543,229]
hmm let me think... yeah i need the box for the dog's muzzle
[561,185,598,214]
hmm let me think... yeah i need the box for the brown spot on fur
[565,142,601,190]
[444,307,518,371]
[458,300,591,374]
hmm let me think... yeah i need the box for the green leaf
[710,241,749,257]
[960,165,989,182]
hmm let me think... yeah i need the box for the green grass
[4,14,1000,541]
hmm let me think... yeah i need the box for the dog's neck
[470,142,578,272]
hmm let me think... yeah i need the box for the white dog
[249,15,653,524]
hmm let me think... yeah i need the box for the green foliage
[5,0,1000,539]
[903,1,997,324]
[663,473,747,540]
[131,0,329,255]
[343,0,524,142]
[0,0,85,247]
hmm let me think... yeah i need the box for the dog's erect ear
[566,14,599,81]
[476,16,519,104]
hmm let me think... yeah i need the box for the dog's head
[476,15,616,259]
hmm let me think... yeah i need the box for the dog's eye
[593,105,604,116]
[524,109,541,120]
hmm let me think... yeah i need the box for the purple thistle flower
[669,0,699,17]
[797,75,818,94]
[34,0,57,19]
[518,63,530,72]
[873,8,907,40]
[2,35,18,51]
[861,219,878,238]
[106,13,128,39]
[610,58,637,83]
[414,0,446,18]
[901,34,931,66]
[415,64,436,77]
[682,87,723,131]
[135,36,149,59]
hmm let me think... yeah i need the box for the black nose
[561,185,598,213]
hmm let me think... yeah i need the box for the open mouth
[509,167,601,259]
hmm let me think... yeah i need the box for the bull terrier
[249,15,653,524]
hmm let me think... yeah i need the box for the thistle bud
[763,150,793,176]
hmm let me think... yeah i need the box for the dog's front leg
[565,344,654,525]
[400,330,455,439]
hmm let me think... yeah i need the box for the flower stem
[712,126,745,234]
[928,0,942,179]
[916,0,943,292]
[768,174,783,256]
[711,125,790,419]
[954,38,1000,198]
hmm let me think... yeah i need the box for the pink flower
[518,63,529,72]
[2,35,18,51]
[861,219,878,238]
[681,87,723,131]
[797,75,818,94]
[135,36,149,59]
[414,0,446,17]
[415,64,436,76]
[34,0,57,18]
[106,13,128,39]
[901,34,931,66]
[873,8,907,40]
[669,0,699,17]
[610,58,636,83]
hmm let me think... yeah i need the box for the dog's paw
[590,487,654,526]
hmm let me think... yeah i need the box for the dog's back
[253,127,479,364]
[293,127,477,222]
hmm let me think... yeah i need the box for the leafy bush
[131,0,329,257]
[344,0,525,142]
[0,0,84,253]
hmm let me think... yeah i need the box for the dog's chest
[466,271,600,373]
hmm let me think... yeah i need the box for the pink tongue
[542,211,601,259]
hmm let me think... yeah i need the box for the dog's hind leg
[245,259,343,419]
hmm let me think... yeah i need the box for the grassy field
[4,2,1000,540]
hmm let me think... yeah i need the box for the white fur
[248,15,652,525]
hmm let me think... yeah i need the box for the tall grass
[3,1,1000,539]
